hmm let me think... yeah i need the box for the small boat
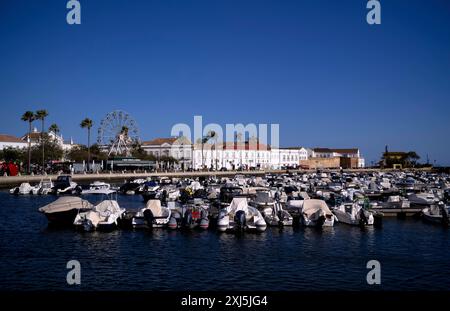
[81,181,116,195]
[422,203,450,226]
[299,199,335,227]
[260,202,293,227]
[141,181,160,202]
[35,178,54,195]
[132,199,171,229]
[168,199,209,230]
[39,196,93,226]
[9,182,38,195]
[408,192,438,206]
[249,190,275,209]
[51,175,80,195]
[119,179,145,195]
[332,203,374,226]
[217,197,267,233]
[73,200,125,231]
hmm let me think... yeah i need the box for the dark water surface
[0,191,449,291]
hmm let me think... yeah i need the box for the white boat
[10,182,38,195]
[35,178,54,195]
[249,190,276,209]
[261,202,293,227]
[300,199,335,227]
[51,175,80,194]
[168,199,209,230]
[333,203,374,226]
[132,199,171,229]
[81,181,116,195]
[74,200,125,231]
[217,197,267,233]
[408,192,438,206]
[422,203,450,226]
[39,196,93,226]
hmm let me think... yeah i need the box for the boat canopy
[146,199,163,217]
[39,196,93,213]
[95,200,122,216]
[301,199,333,217]
[228,197,249,213]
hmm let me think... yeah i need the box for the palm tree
[201,130,215,170]
[21,111,35,174]
[35,109,48,171]
[48,123,60,137]
[80,118,93,171]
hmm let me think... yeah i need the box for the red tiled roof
[221,142,271,151]
[142,138,178,146]
[314,148,359,154]
[0,134,25,143]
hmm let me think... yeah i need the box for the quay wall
[0,168,433,189]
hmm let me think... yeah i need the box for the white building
[0,134,28,150]
[141,137,192,169]
[0,128,75,152]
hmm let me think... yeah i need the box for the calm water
[0,191,449,291]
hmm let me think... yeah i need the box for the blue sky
[0,0,449,165]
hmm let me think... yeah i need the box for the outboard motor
[277,210,285,227]
[82,219,94,232]
[143,209,155,229]
[234,210,246,231]
[161,190,168,204]
[439,203,449,226]
[359,208,369,226]
[182,210,193,229]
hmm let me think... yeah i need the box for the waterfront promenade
[0,168,433,189]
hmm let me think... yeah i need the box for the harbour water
[0,191,449,291]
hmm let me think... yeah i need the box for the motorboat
[35,178,54,195]
[10,182,38,195]
[50,175,80,195]
[408,192,438,206]
[81,181,116,195]
[73,199,125,231]
[260,202,293,227]
[422,203,450,226]
[141,181,161,202]
[299,199,335,227]
[217,197,267,233]
[168,199,209,230]
[132,199,171,229]
[119,179,145,195]
[39,196,93,226]
[332,203,374,226]
[249,190,275,209]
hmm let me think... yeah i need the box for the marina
[1,170,449,290]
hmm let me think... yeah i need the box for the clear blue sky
[1,0,449,165]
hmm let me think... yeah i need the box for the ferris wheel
[97,110,140,156]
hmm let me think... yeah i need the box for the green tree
[407,151,420,167]
[35,109,49,170]
[31,133,63,164]
[21,111,35,174]
[48,123,59,136]
[0,147,26,163]
[80,118,93,170]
